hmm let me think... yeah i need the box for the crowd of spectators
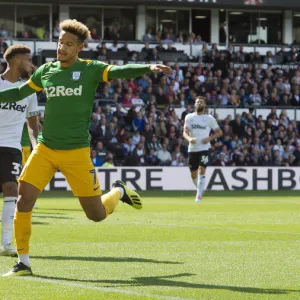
[84,39,300,168]
[1,27,300,169]
[89,102,300,168]
[142,27,205,45]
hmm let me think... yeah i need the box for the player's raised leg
[3,144,57,277]
[60,147,142,222]
[78,182,142,222]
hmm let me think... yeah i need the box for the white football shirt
[184,112,219,152]
[0,77,39,151]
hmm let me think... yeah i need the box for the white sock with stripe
[2,197,17,245]
[197,175,206,199]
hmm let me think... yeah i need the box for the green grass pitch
[0,190,299,300]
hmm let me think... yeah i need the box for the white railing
[3,38,297,58]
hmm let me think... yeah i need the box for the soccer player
[183,96,223,202]
[0,19,173,277]
[0,45,39,257]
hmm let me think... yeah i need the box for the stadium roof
[3,0,300,8]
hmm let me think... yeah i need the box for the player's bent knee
[2,182,18,197]
[17,181,40,212]
[87,213,106,222]
[191,170,198,180]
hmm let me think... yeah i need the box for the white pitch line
[16,276,189,300]
[117,221,300,236]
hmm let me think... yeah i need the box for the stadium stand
[1,16,300,170]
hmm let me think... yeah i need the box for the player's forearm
[28,130,38,148]
[183,131,192,142]
[0,84,35,103]
[28,125,39,148]
[108,64,151,80]
[209,129,223,141]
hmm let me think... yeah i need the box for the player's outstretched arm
[108,64,173,80]
[0,82,36,103]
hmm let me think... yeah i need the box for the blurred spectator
[146,48,160,61]
[53,20,60,39]
[0,24,9,39]
[156,143,172,166]
[110,41,119,52]
[90,28,101,41]
[91,149,103,167]
[0,35,8,53]
[142,28,154,43]
[102,153,115,168]
[166,43,177,52]
[146,149,159,166]
[132,111,145,132]
[104,105,114,122]
[171,155,185,166]
[119,41,130,54]
[163,34,174,44]
[156,41,166,53]
[95,141,108,161]
[141,42,151,54]
[132,142,146,165]
[213,153,228,166]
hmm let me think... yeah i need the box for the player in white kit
[0,45,39,256]
[183,96,223,202]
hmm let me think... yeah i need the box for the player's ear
[77,42,84,52]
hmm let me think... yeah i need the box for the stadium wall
[44,167,300,192]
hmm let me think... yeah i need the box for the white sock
[2,197,17,245]
[18,254,30,267]
[197,175,206,198]
[117,187,124,199]
[192,177,197,188]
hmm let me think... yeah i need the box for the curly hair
[3,44,31,62]
[59,19,90,43]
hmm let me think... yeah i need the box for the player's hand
[201,137,211,144]
[149,64,173,76]
[190,137,197,144]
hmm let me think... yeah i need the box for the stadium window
[103,8,136,41]
[249,12,259,44]
[219,9,227,44]
[229,11,282,44]
[293,13,300,44]
[16,5,50,39]
[192,10,211,43]
[147,9,189,42]
[229,11,252,44]
[158,10,177,40]
[0,5,14,39]
[177,10,190,41]
[258,13,282,44]
[146,9,157,35]
[70,7,103,41]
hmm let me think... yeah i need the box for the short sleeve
[184,114,192,129]
[209,115,220,131]
[27,64,46,92]
[90,61,113,83]
[26,93,39,118]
